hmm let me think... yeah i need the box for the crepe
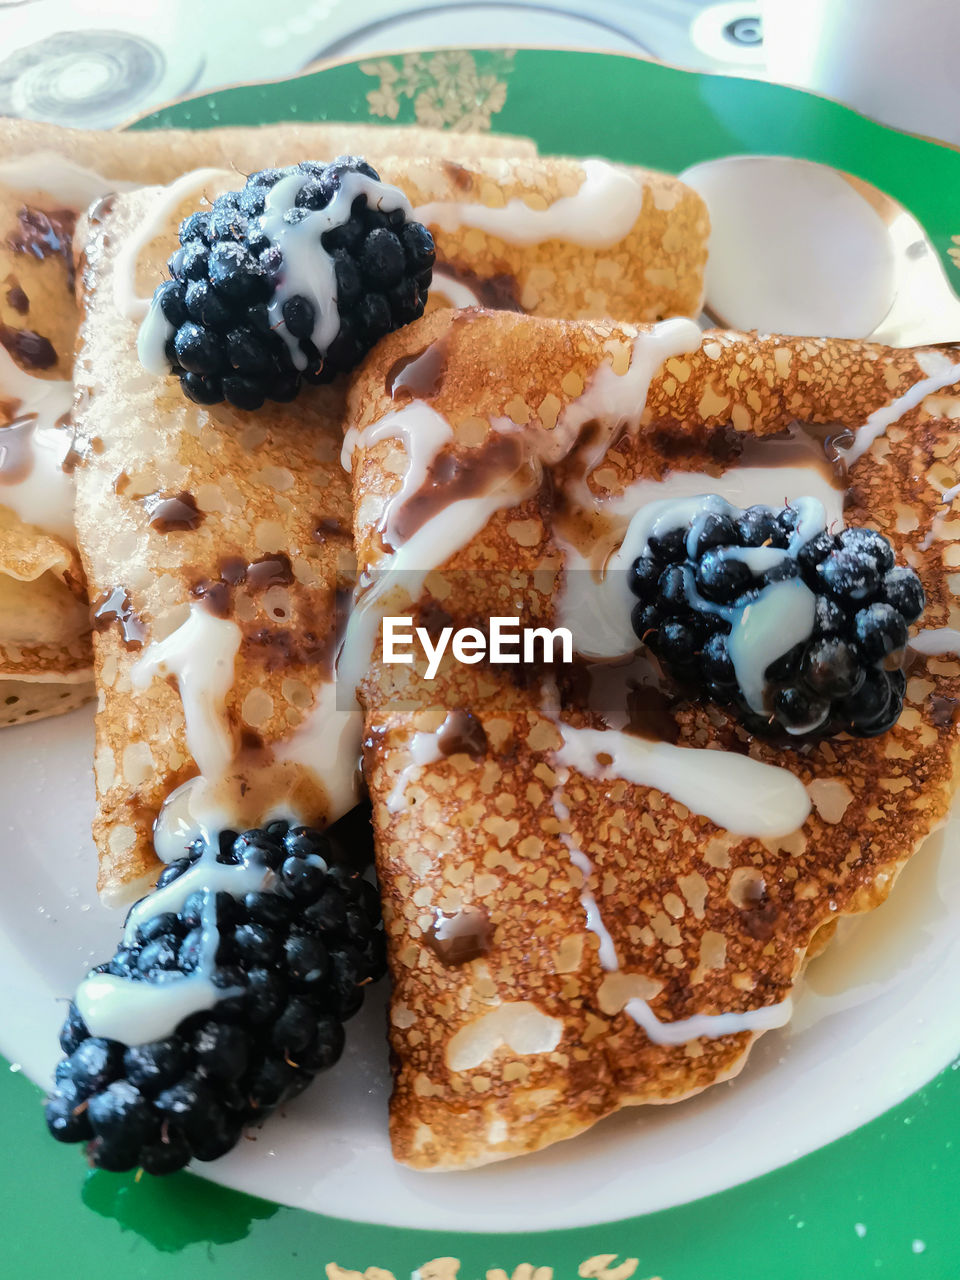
[408,155,708,322]
[0,164,96,720]
[0,117,537,382]
[68,107,712,903]
[0,117,537,187]
[0,116,542,732]
[343,306,960,1169]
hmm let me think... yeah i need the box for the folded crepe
[343,306,960,1169]
[411,156,708,322]
[0,118,557,729]
[70,129,705,905]
[72,171,359,905]
[0,155,103,723]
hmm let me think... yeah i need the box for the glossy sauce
[424,905,492,966]
[0,414,36,484]
[6,283,28,315]
[0,323,56,369]
[386,332,452,401]
[144,491,204,532]
[436,708,488,757]
[7,205,77,289]
[388,434,527,545]
[92,586,147,648]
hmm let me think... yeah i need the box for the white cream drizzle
[544,317,701,470]
[0,153,137,207]
[115,167,228,322]
[386,728,444,813]
[76,969,227,1046]
[131,605,241,779]
[137,294,174,377]
[551,783,618,971]
[151,775,237,866]
[624,993,794,1046]
[77,841,330,1046]
[121,856,271,947]
[414,159,645,250]
[260,169,412,372]
[271,679,362,819]
[429,270,481,308]
[841,349,960,465]
[909,628,960,655]
[543,687,800,1046]
[340,400,453,549]
[0,346,75,544]
[555,723,810,839]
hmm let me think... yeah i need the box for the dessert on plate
[345,308,956,1167]
[4,111,954,1178]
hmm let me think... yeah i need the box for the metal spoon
[681,154,960,347]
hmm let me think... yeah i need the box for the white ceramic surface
[681,155,896,339]
[1,705,958,1231]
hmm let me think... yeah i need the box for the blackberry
[45,821,384,1175]
[139,157,435,409]
[627,498,925,741]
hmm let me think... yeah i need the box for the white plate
[2,705,959,1231]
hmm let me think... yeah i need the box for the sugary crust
[348,309,960,1169]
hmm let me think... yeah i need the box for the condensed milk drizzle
[414,159,646,250]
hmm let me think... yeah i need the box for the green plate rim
[5,47,959,1279]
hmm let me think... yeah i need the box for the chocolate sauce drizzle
[424,905,492,966]
[5,280,28,315]
[439,263,523,312]
[312,516,350,544]
[436,708,488,757]
[0,323,56,370]
[386,331,453,402]
[92,586,147,648]
[143,491,204,532]
[388,435,526,546]
[7,205,77,290]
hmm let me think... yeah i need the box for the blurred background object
[0,0,952,147]
[0,0,764,127]
[762,0,960,147]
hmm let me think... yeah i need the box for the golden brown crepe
[69,126,709,902]
[72,174,360,905]
[409,155,708,322]
[344,307,960,1169]
[0,164,95,721]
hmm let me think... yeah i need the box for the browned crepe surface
[73,179,355,904]
[409,156,708,322]
[347,309,960,1169]
[0,168,93,714]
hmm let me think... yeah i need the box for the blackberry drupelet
[45,822,385,1174]
[627,500,925,741]
[142,157,435,409]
